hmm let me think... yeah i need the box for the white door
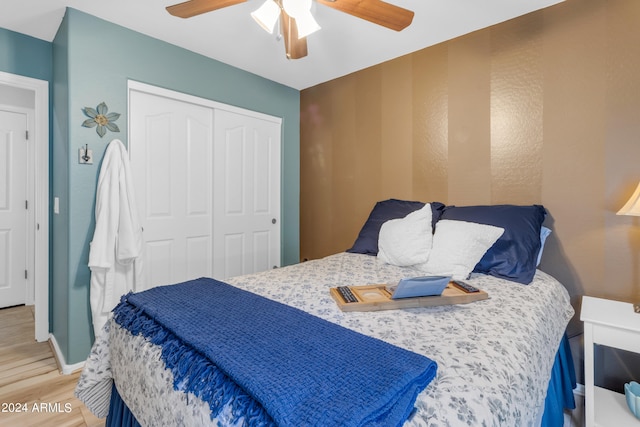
[213,110,281,279]
[129,85,281,287]
[0,109,27,307]
[130,92,214,288]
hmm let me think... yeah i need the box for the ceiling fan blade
[281,10,308,60]
[166,0,247,18]
[317,0,414,31]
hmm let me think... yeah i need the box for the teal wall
[0,28,52,81]
[51,8,300,364]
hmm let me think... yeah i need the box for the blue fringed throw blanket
[112,277,437,427]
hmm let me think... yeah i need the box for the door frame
[0,71,49,342]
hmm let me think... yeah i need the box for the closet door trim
[127,80,282,126]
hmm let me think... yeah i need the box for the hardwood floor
[0,305,103,427]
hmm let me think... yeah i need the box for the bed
[76,201,577,426]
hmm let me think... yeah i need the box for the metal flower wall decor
[82,102,120,137]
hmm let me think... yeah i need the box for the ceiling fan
[166,0,414,60]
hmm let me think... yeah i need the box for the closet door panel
[145,114,172,218]
[213,110,281,279]
[130,90,213,289]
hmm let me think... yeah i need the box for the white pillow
[377,203,433,267]
[418,219,504,280]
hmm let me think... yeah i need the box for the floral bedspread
[76,252,574,426]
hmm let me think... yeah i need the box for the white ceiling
[1,0,563,90]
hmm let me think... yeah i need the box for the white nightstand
[581,296,640,426]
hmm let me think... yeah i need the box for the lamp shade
[251,0,280,34]
[282,0,320,38]
[293,12,321,38]
[282,0,311,17]
[618,181,640,216]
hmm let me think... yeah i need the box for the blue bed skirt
[541,333,577,426]
[106,382,140,427]
[106,334,576,427]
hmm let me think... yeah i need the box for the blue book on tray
[388,276,451,299]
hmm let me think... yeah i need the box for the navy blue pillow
[347,199,445,255]
[440,205,546,284]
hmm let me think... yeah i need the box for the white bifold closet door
[213,109,281,279]
[129,86,280,289]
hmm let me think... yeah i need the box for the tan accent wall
[300,0,640,337]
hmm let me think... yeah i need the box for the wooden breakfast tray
[330,282,488,312]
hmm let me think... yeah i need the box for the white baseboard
[49,333,85,375]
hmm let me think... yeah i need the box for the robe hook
[82,144,90,162]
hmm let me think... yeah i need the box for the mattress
[76,252,575,426]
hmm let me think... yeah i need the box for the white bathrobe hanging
[89,138,143,338]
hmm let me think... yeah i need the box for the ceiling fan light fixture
[293,12,321,38]
[251,0,281,34]
[166,0,415,60]
[281,0,320,38]
[282,0,311,16]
